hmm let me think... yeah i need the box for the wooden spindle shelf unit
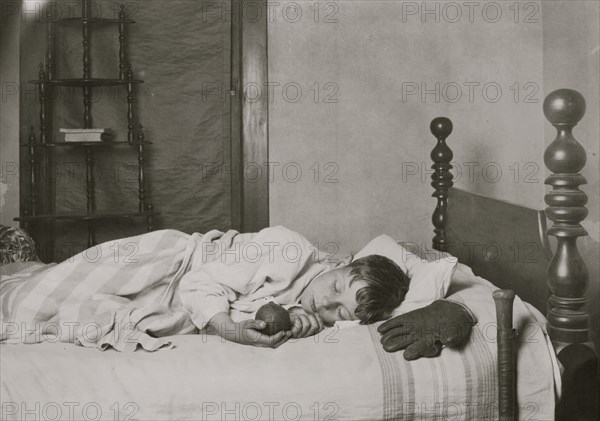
[16,0,159,257]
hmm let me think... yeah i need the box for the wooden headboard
[446,189,549,313]
[428,90,598,420]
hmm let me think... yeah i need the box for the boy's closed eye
[299,255,408,326]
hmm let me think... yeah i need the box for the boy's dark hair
[349,254,409,324]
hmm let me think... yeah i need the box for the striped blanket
[0,229,246,352]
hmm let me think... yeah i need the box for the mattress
[0,264,558,421]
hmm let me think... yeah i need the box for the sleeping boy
[179,225,410,348]
[2,225,473,355]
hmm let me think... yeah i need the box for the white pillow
[352,234,458,317]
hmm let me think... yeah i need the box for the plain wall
[269,1,545,255]
[268,0,599,348]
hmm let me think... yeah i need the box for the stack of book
[60,128,113,142]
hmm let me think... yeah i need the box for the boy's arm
[208,312,291,348]
[179,275,235,329]
[180,226,318,330]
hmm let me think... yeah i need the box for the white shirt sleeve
[178,226,318,328]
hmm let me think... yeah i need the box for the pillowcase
[352,234,458,317]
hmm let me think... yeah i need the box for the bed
[0,89,596,420]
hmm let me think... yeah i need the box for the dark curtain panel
[20,0,231,261]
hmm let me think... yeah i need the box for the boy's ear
[335,255,353,267]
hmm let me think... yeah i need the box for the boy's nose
[321,296,335,309]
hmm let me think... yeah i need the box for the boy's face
[299,266,367,326]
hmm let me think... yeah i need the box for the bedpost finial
[543,89,587,174]
[543,89,586,127]
[430,117,453,139]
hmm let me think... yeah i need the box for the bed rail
[493,289,516,421]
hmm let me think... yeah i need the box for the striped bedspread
[1,261,558,420]
[0,229,245,351]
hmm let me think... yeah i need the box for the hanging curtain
[20,0,232,261]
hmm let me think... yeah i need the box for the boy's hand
[236,319,291,348]
[209,313,291,348]
[289,308,325,338]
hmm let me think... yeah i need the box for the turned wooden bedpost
[543,89,590,346]
[543,89,598,420]
[430,117,454,252]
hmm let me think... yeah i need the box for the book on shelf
[59,128,113,142]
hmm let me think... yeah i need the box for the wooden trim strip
[230,0,270,232]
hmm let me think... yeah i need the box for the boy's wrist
[208,312,236,339]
